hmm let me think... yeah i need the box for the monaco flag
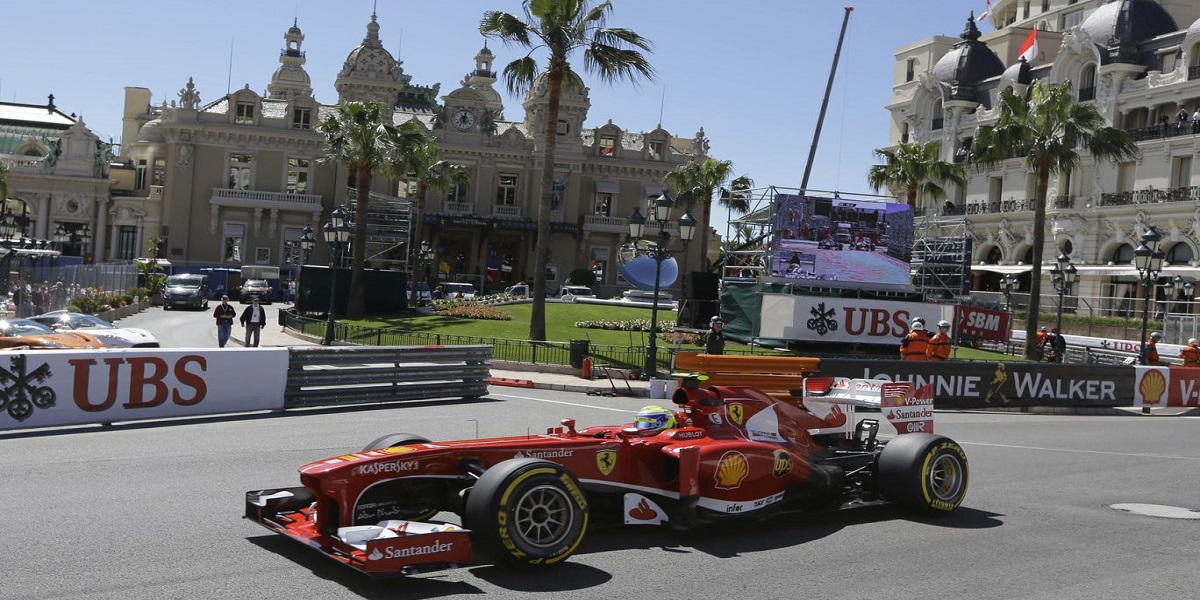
[1019,28,1039,64]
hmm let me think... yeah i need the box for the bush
[127,287,149,299]
[574,318,667,333]
[568,267,596,287]
[439,303,512,321]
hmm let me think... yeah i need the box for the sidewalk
[230,305,652,398]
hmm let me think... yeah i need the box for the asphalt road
[3,381,1198,600]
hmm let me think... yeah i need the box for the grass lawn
[347,301,1025,362]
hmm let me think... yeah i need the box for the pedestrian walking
[240,298,267,347]
[1179,338,1200,367]
[704,316,726,355]
[213,295,236,347]
[927,320,953,361]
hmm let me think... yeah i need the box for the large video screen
[769,194,914,291]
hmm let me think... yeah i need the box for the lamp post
[322,206,351,346]
[1134,227,1165,368]
[627,193,696,379]
[1050,251,1077,342]
[1001,274,1017,312]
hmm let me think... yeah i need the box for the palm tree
[481,0,654,342]
[386,137,471,307]
[663,158,736,272]
[866,140,966,209]
[318,102,424,318]
[970,80,1137,361]
[718,174,755,217]
[0,160,10,201]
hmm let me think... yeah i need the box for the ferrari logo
[728,402,744,426]
[596,449,617,476]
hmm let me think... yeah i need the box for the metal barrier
[285,345,492,408]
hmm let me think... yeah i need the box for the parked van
[162,274,210,310]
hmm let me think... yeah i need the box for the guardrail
[284,345,492,408]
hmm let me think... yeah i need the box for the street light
[627,192,696,379]
[322,206,351,346]
[1050,251,1076,345]
[1134,227,1165,368]
[1001,274,1017,312]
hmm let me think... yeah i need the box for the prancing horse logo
[596,449,617,476]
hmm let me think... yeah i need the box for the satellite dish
[616,241,678,291]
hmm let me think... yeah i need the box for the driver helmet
[937,320,950,329]
[1150,332,1162,340]
[1040,326,1049,332]
[633,406,676,433]
[1190,338,1198,346]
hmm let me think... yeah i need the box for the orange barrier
[674,352,820,396]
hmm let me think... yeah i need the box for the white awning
[971,265,1032,274]
[594,180,620,194]
[972,264,1200,278]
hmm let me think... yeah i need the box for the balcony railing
[492,205,523,219]
[1099,186,1200,206]
[211,187,322,207]
[583,214,628,232]
[1052,195,1075,209]
[964,198,1036,215]
[443,201,474,216]
[1190,65,1200,81]
[1126,122,1199,142]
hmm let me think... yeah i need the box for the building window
[1079,64,1096,101]
[496,174,518,206]
[932,100,944,130]
[152,158,166,186]
[905,58,916,82]
[136,159,148,190]
[286,157,310,194]
[900,122,910,144]
[1041,0,1049,12]
[292,107,311,130]
[223,223,245,263]
[1062,8,1084,29]
[1117,161,1135,192]
[599,136,616,157]
[116,226,138,260]
[229,153,254,190]
[1023,1,1030,19]
[647,140,664,161]
[594,193,613,216]
[450,181,470,202]
[988,176,1003,205]
[235,101,255,125]
[1173,156,1192,189]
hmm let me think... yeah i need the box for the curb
[488,377,534,388]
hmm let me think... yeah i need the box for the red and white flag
[1019,28,1039,64]
[979,0,991,21]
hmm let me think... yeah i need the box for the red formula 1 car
[245,381,969,577]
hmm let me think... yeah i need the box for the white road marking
[490,393,636,414]
[962,441,1200,461]
[1110,503,1200,519]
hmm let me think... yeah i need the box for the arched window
[1111,243,1135,265]
[985,246,1002,264]
[1079,64,1097,101]
[932,100,944,130]
[1166,243,1194,265]
[900,122,910,144]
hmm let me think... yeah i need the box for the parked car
[405,283,433,307]
[240,279,272,304]
[441,282,476,300]
[30,311,160,348]
[162,274,210,311]
[0,318,104,350]
[559,285,596,301]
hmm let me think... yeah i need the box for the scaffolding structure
[910,216,971,301]
[344,189,414,270]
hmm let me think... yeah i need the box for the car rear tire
[362,433,430,452]
[877,433,968,516]
[464,458,588,568]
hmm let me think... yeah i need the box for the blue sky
[4,0,988,230]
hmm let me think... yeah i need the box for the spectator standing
[704,316,726,355]
[1193,108,1200,134]
[240,298,267,347]
[1046,327,1067,362]
[927,320,953,361]
[899,320,930,360]
[1143,332,1162,366]
[1179,338,1200,367]
[212,295,236,348]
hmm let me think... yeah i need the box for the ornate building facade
[887,0,1200,315]
[117,13,708,297]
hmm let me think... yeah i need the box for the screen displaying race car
[245,381,968,577]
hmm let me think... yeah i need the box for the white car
[441,283,476,300]
[559,285,596,302]
[30,311,160,348]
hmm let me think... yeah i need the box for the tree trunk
[1024,163,1051,360]
[529,58,566,342]
[410,181,428,309]
[346,165,371,319]
[698,192,713,271]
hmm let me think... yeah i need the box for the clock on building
[452,108,477,131]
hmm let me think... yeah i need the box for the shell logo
[1139,369,1166,406]
[383,446,417,454]
[714,451,749,490]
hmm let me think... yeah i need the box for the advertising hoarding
[759,294,949,345]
